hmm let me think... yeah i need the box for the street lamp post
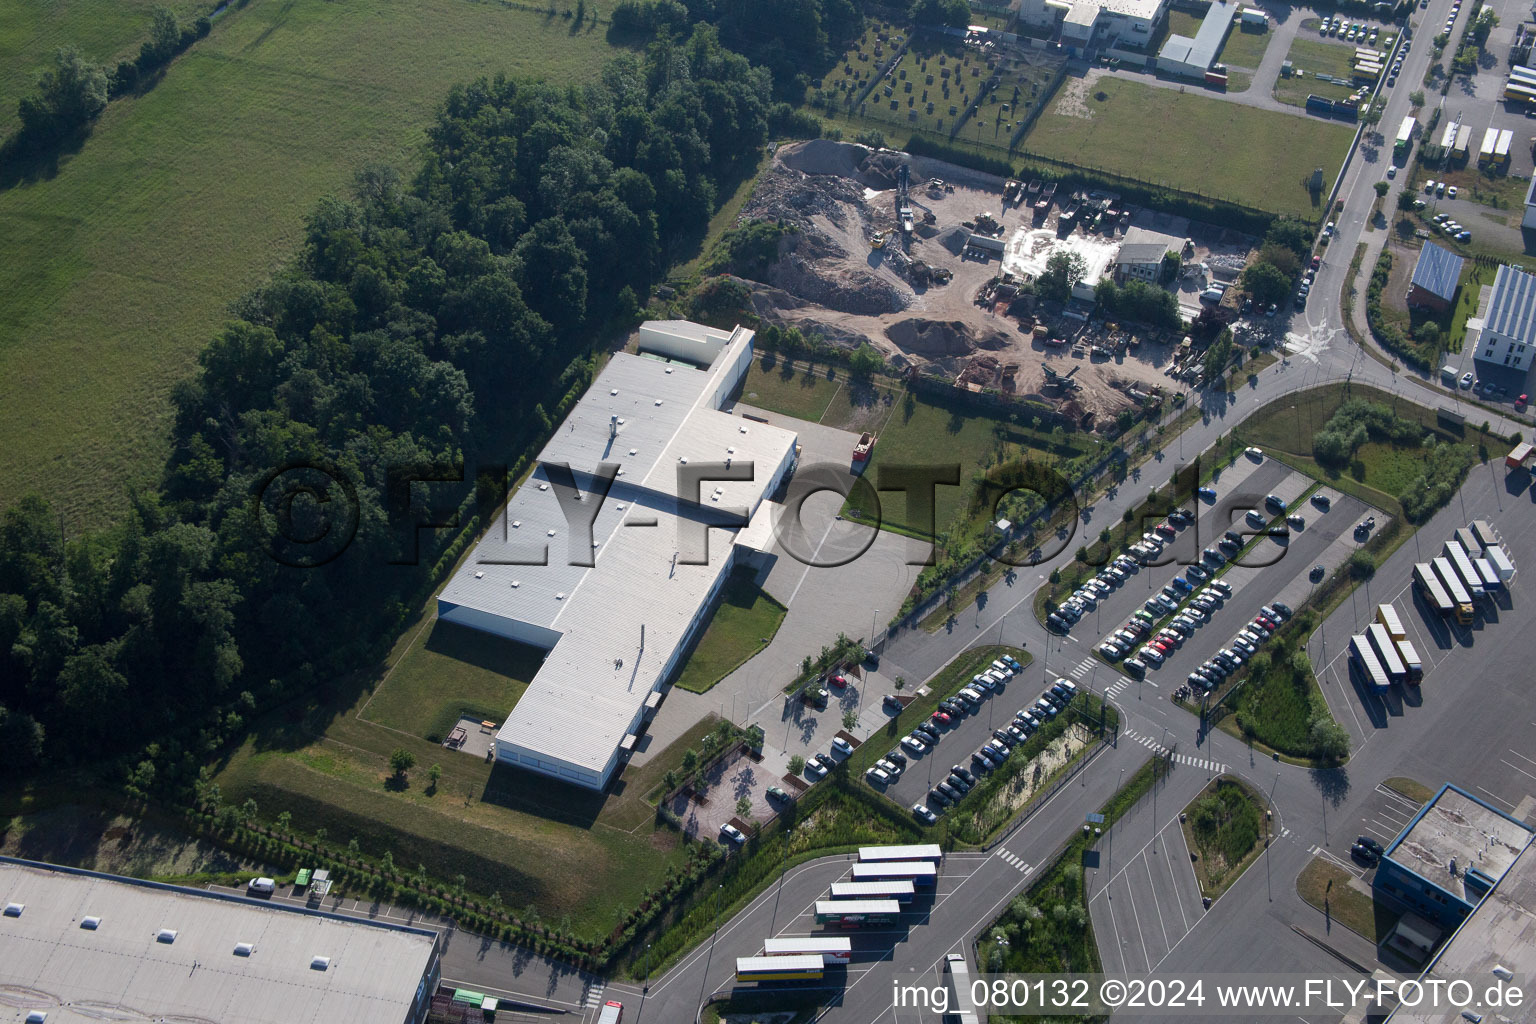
[644,943,652,993]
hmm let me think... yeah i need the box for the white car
[866,765,891,784]
[721,823,747,843]
[1447,186,1458,199]
[913,802,938,824]
[902,735,929,755]
[831,737,853,756]
[1386,166,1396,179]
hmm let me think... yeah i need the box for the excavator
[1042,365,1081,392]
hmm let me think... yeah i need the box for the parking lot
[1056,454,1381,699]
[872,660,1083,812]
[1308,466,1536,822]
[1089,815,1206,976]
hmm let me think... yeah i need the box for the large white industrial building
[0,856,441,1024]
[1019,0,1167,56]
[437,321,798,791]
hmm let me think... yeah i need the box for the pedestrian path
[582,983,607,1009]
[1067,656,1095,681]
[1123,729,1227,773]
[994,848,1034,876]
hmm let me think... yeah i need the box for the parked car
[1187,565,1209,581]
[768,785,791,802]
[721,823,747,843]
[929,786,954,807]
[886,748,908,767]
[1197,486,1217,500]
[1351,841,1380,865]
[805,759,828,780]
[901,735,928,755]
[1211,580,1232,596]
[866,765,891,785]
[913,803,938,824]
[945,773,971,794]
[952,765,977,786]
[1123,658,1146,676]
[831,737,853,756]
[914,723,940,744]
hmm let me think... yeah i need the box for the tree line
[5,6,212,173]
[0,29,778,792]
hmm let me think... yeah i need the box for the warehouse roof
[1115,242,1168,266]
[496,406,797,771]
[1160,0,1237,69]
[443,323,800,779]
[1409,242,1464,303]
[1385,785,1532,900]
[0,857,437,1024]
[1388,840,1536,1023]
[1483,264,1536,343]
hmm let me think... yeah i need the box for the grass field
[1025,78,1352,218]
[673,570,788,694]
[0,0,626,527]
[1217,23,1274,68]
[1296,856,1402,943]
[0,0,208,137]
[737,357,844,422]
[1181,776,1266,897]
[359,619,543,741]
[736,359,1098,540]
[1273,35,1363,106]
[216,677,707,937]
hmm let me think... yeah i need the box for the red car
[1310,255,1322,269]
[1153,639,1172,652]
[829,673,848,688]
[1518,394,1529,410]
[931,710,952,725]
[1156,522,1177,538]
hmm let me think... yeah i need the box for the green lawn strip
[1180,776,1269,899]
[673,570,788,694]
[976,756,1164,983]
[359,619,541,741]
[217,743,684,938]
[844,646,1031,779]
[1026,77,1352,219]
[704,995,822,1024]
[1297,856,1402,944]
[1382,777,1433,803]
[736,358,843,422]
[1217,24,1275,69]
[0,0,626,525]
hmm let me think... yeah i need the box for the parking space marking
[1122,873,1153,974]
[1142,854,1171,952]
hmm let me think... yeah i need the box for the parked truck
[1351,634,1392,693]
[1431,556,1476,624]
[1396,639,1423,684]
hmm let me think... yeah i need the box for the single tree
[389,747,415,780]
[788,754,806,775]
[842,710,859,730]
[735,795,753,816]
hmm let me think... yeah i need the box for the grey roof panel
[1485,264,1536,342]
[0,858,436,1024]
[1409,242,1464,301]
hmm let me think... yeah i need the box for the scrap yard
[736,140,1258,425]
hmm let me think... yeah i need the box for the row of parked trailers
[1505,63,1536,105]
[736,845,943,983]
[1410,520,1514,628]
[1306,93,1362,120]
[1349,612,1420,693]
[1478,126,1515,167]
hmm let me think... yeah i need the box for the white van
[247,877,276,896]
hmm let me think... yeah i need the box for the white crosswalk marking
[1070,656,1094,680]
[995,849,1032,873]
[1122,730,1227,774]
[583,985,606,1007]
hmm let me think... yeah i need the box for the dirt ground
[739,140,1257,422]
[0,804,259,879]
[967,723,1091,830]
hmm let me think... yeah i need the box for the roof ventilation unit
[80,917,101,930]
[157,929,178,944]
[25,1013,46,1024]
[4,902,24,917]
[234,942,255,957]
[310,956,331,971]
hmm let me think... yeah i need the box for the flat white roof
[441,323,799,778]
[0,858,437,1024]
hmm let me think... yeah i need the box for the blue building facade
[1372,783,1534,930]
